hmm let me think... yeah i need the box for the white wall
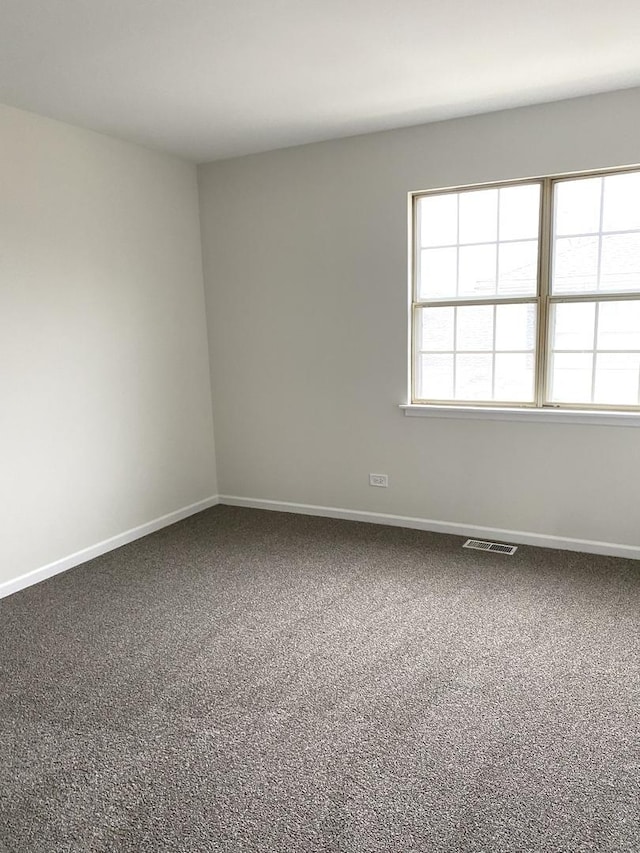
[199,87,640,551]
[0,104,217,586]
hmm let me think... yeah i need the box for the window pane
[597,301,640,350]
[420,306,454,351]
[550,302,595,351]
[499,184,540,241]
[599,233,640,292]
[552,171,640,297]
[456,305,494,351]
[554,177,602,236]
[417,182,540,303]
[497,240,538,296]
[459,188,497,244]
[548,353,593,403]
[602,172,640,232]
[494,353,535,402]
[417,303,537,403]
[419,194,458,247]
[495,303,537,351]
[593,353,640,405]
[552,237,598,294]
[419,247,457,300]
[548,298,640,406]
[419,354,453,399]
[458,244,496,297]
[456,354,493,400]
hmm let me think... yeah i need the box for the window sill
[399,404,640,427]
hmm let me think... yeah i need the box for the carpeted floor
[1,506,639,852]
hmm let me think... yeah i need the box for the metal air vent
[463,539,517,555]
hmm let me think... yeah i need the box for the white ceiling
[1,0,640,163]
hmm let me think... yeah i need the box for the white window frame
[408,165,640,417]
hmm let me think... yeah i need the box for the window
[411,167,640,411]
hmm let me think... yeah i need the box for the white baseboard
[4,491,636,601]
[218,495,640,561]
[0,495,220,600]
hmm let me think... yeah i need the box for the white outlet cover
[369,473,388,487]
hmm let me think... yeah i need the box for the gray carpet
[1,506,639,852]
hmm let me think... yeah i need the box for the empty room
[1,1,639,850]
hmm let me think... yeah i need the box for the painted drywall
[0,104,217,586]
[199,87,640,550]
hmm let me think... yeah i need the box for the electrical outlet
[369,473,388,487]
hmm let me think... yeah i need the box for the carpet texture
[1,506,639,852]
